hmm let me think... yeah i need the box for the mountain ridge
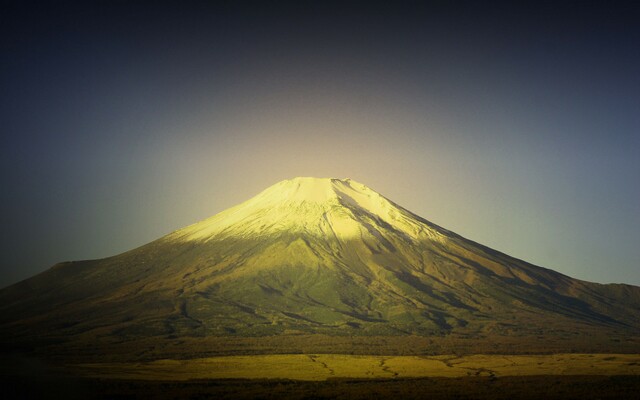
[1,177,639,359]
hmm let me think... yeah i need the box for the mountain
[1,177,639,359]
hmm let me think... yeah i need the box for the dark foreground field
[2,353,640,399]
[4,375,640,400]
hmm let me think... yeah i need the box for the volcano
[1,177,639,358]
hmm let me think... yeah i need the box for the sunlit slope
[1,177,639,344]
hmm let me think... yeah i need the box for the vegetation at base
[73,353,640,381]
[14,333,639,364]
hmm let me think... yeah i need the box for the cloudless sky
[1,1,639,287]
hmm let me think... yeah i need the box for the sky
[1,1,639,288]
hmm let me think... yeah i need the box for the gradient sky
[1,1,639,288]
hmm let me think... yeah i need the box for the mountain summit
[167,177,445,245]
[1,177,639,357]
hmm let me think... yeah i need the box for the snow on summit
[165,177,434,243]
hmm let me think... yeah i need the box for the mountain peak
[261,177,374,205]
[266,177,348,204]
[165,177,415,243]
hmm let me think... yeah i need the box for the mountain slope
[1,177,639,356]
